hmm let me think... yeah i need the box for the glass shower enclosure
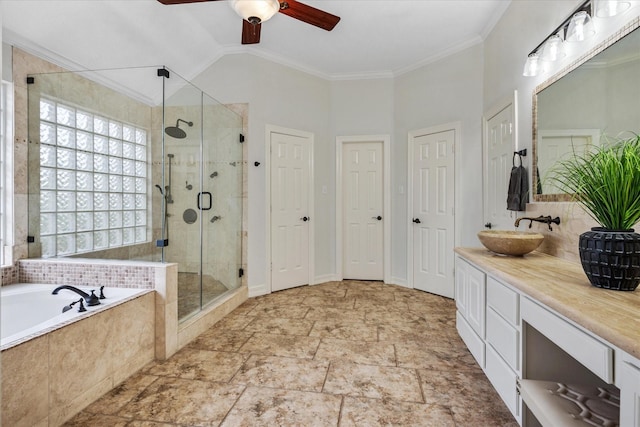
[26,66,243,322]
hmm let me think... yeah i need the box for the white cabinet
[486,343,520,418]
[485,276,521,420]
[619,355,640,427]
[455,256,486,367]
[455,251,640,427]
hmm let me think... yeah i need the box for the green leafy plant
[551,133,640,230]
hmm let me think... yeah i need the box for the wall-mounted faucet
[514,215,561,231]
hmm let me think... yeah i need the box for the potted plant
[551,133,640,291]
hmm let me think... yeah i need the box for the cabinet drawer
[521,297,613,383]
[487,276,519,326]
[486,307,519,371]
[485,344,519,419]
[456,310,485,368]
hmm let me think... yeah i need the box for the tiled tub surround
[65,280,517,426]
[1,283,149,348]
[9,258,248,359]
[1,289,155,426]
[1,257,247,426]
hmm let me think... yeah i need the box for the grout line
[336,395,345,427]
[415,368,427,404]
[218,384,248,426]
[393,343,399,367]
[320,361,333,393]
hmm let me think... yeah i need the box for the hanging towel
[507,153,529,211]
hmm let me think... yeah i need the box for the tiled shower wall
[1,47,248,287]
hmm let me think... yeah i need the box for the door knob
[412,218,421,224]
[300,216,309,222]
[485,222,492,229]
[372,216,382,221]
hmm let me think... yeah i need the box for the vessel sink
[477,230,544,256]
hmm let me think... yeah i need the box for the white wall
[329,77,394,279]
[393,44,485,284]
[484,0,640,173]
[192,54,331,295]
[194,42,487,293]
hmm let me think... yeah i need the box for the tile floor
[178,272,231,320]
[65,280,518,426]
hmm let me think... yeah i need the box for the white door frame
[482,90,518,227]
[265,124,315,293]
[336,135,391,284]
[407,122,461,290]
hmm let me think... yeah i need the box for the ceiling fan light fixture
[230,0,281,24]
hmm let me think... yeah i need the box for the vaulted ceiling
[2,0,510,81]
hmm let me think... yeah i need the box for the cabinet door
[485,344,520,419]
[466,264,486,338]
[455,257,468,314]
[620,357,640,427]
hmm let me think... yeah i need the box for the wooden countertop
[455,247,640,360]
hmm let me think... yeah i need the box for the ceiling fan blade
[157,0,223,5]
[242,20,262,44]
[278,0,340,31]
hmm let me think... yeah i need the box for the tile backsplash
[1,265,18,285]
[16,259,156,289]
[523,202,599,264]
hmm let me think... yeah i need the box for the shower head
[165,119,193,139]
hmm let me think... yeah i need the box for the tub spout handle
[99,286,106,299]
[87,290,100,306]
[62,298,87,313]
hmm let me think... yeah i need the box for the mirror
[533,21,640,201]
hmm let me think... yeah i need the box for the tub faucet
[52,285,101,306]
[514,215,561,231]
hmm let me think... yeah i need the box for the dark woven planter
[578,228,640,291]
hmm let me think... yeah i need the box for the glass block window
[39,98,148,257]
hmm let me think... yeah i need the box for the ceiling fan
[157,0,340,44]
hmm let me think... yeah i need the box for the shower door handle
[197,192,212,211]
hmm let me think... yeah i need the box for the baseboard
[248,283,269,298]
[313,274,339,285]
[390,276,410,288]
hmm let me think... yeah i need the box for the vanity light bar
[523,0,592,77]
[527,0,592,58]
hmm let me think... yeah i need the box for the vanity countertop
[455,247,640,360]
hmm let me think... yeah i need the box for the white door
[410,129,455,298]
[484,104,515,229]
[342,141,383,280]
[270,130,312,292]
